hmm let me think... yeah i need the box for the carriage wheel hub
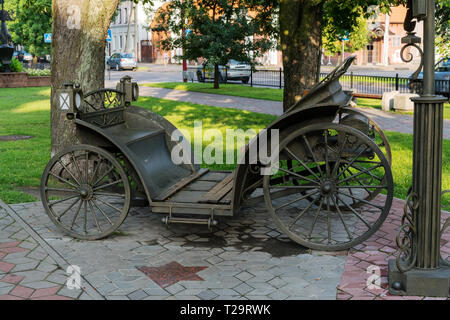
[321,181,335,194]
[79,184,93,200]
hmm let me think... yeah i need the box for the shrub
[0,57,24,72]
[25,68,51,77]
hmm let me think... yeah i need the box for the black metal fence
[186,66,450,98]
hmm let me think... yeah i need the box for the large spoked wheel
[40,145,131,240]
[263,123,393,251]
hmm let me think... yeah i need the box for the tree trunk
[51,0,119,155]
[214,63,220,89]
[280,0,324,112]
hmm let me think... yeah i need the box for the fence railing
[186,66,450,98]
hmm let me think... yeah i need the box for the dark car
[13,50,32,62]
[410,57,450,98]
[107,53,137,71]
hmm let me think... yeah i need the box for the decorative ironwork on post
[388,0,450,297]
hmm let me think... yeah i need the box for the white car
[197,60,251,84]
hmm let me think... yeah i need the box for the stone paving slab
[9,201,346,300]
[336,196,450,300]
[0,203,101,300]
[137,87,450,139]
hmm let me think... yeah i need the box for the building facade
[108,1,154,62]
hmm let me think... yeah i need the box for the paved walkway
[136,87,450,139]
[0,203,100,300]
[8,201,346,300]
[1,196,448,300]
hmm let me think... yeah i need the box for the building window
[124,8,128,24]
[120,36,123,49]
[392,36,401,47]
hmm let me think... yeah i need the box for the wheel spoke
[95,196,122,213]
[336,190,384,210]
[83,201,87,233]
[70,200,84,230]
[337,164,382,185]
[275,190,320,211]
[49,172,78,189]
[343,162,383,182]
[302,135,324,178]
[331,133,348,177]
[324,130,330,177]
[57,160,81,186]
[335,145,369,179]
[48,194,80,207]
[307,197,324,239]
[92,199,114,225]
[288,197,317,230]
[45,187,78,193]
[284,147,321,181]
[92,165,115,187]
[71,152,85,184]
[326,197,331,244]
[90,157,104,185]
[277,167,320,185]
[94,192,125,198]
[332,196,353,240]
[335,194,373,229]
[93,179,123,192]
[56,198,81,220]
[85,151,89,183]
[88,200,102,233]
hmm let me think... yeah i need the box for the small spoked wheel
[40,145,131,240]
[263,123,393,251]
[338,107,392,165]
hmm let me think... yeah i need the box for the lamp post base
[388,259,450,297]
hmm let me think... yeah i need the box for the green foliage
[6,0,52,57]
[0,57,23,72]
[9,57,23,72]
[323,15,371,55]
[155,0,276,87]
[436,0,450,57]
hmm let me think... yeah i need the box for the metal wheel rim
[263,123,394,251]
[40,145,131,240]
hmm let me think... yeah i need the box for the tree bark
[214,63,220,89]
[280,0,324,112]
[51,0,119,155]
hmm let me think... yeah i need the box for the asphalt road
[105,63,416,88]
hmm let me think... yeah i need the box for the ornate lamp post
[388,0,450,297]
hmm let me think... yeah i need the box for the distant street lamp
[388,0,450,297]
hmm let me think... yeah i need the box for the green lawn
[0,87,449,210]
[144,82,284,101]
[145,82,450,119]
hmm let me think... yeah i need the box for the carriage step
[161,216,218,229]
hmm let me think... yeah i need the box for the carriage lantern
[56,81,83,120]
[116,75,139,105]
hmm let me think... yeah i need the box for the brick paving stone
[0,204,99,300]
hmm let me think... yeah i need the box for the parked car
[410,57,450,98]
[13,50,32,62]
[196,60,251,84]
[107,53,137,71]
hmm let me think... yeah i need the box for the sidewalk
[0,202,101,300]
[139,87,450,139]
[2,195,448,300]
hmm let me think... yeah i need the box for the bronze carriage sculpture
[40,56,394,251]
